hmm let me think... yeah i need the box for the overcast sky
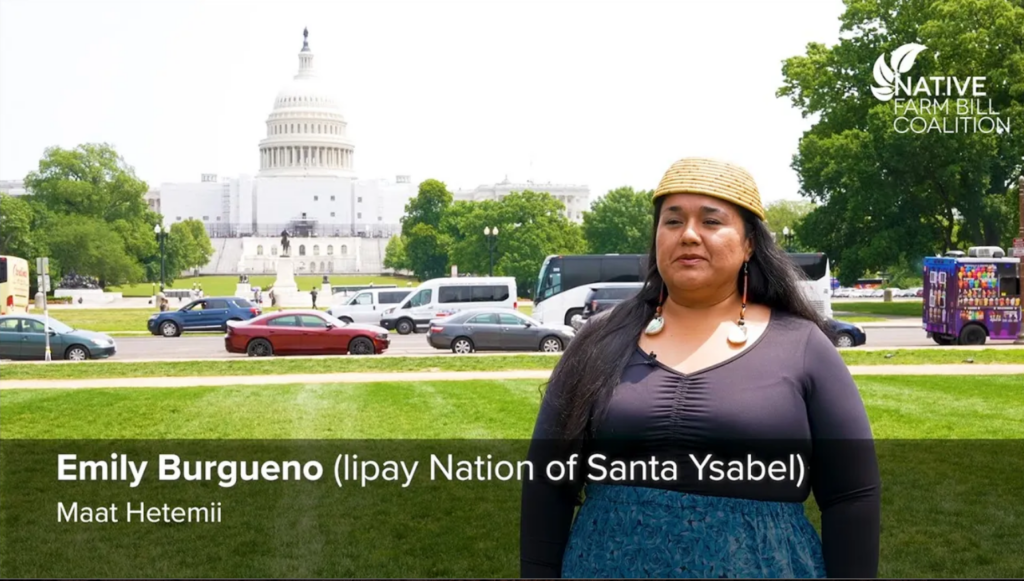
[0,0,846,204]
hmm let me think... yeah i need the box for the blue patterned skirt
[561,484,826,579]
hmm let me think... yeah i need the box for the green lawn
[0,376,1021,578]
[3,348,1024,382]
[835,301,923,317]
[108,275,418,297]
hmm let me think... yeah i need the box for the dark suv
[573,283,644,330]
[148,296,262,337]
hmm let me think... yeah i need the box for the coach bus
[786,252,834,320]
[531,251,833,326]
[532,254,649,326]
[0,255,31,315]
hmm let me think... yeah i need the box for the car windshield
[46,319,75,333]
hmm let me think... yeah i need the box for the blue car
[828,318,866,348]
[148,296,262,337]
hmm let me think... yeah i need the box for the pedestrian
[310,286,318,309]
[520,157,880,579]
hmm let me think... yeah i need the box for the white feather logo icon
[872,43,927,101]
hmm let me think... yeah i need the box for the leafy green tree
[399,179,454,280]
[763,200,815,252]
[0,193,37,259]
[777,0,1024,283]
[581,187,653,254]
[494,191,586,296]
[21,143,160,285]
[383,235,409,271]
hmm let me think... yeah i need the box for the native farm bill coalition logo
[871,43,1010,134]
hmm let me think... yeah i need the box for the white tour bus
[531,251,833,326]
[532,254,648,326]
[787,252,834,320]
[379,276,518,335]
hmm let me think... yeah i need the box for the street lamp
[782,226,794,252]
[154,224,166,290]
[484,226,499,277]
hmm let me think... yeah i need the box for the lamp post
[154,224,166,291]
[782,226,794,252]
[1015,175,1024,344]
[484,226,499,277]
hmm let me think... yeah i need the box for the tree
[21,143,160,285]
[0,194,37,259]
[777,0,1024,282]
[383,235,409,271]
[399,179,454,280]
[763,200,815,251]
[581,187,653,254]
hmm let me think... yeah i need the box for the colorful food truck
[922,248,1021,345]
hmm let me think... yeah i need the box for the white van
[379,277,518,335]
[326,288,412,324]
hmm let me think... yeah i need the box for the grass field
[835,301,923,317]
[3,348,1024,381]
[107,275,418,297]
[0,376,1021,578]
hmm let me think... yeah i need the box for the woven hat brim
[653,158,765,221]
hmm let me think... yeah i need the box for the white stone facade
[235,236,391,275]
[454,178,591,222]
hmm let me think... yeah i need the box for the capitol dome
[258,28,355,178]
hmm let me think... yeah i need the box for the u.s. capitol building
[142,29,591,275]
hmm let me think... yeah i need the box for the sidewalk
[2,365,1022,390]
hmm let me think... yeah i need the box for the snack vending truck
[923,250,1021,345]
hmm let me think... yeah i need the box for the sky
[0,0,847,205]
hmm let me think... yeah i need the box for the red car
[224,310,390,356]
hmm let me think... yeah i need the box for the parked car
[327,288,411,324]
[827,318,866,348]
[426,308,574,354]
[148,296,262,337]
[224,310,390,356]
[574,282,644,330]
[380,277,518,335]
[0,314,116,361]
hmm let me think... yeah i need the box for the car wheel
[348,337,374,355]
[396,319,414,335]
[564,308,583,327]
[540,336,563,353]
[246,338,274,357]
[340,317,354,324]
[451,337,474,354]
[958,324,987,346]
[160,321,180,337]
[932,334,955,346]
[834,332,854,348]
[65,345,90,361]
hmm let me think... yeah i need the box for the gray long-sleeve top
[520,310,881,578]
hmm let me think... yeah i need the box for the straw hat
[652,157,765,221]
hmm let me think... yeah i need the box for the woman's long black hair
[545,196,831,443]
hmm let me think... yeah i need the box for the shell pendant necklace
[646,261,751,344]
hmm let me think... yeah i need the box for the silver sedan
[425,308,576,354]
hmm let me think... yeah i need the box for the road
[101,326,1022,361]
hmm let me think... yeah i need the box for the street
[98,326,1023,362]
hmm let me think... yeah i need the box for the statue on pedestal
[280,230,291,255]
[322,275,330,284]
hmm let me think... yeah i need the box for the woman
[520,157,880,579]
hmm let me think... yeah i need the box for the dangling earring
[727,261,749,345]
[645,284,666,335]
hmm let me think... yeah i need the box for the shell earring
[727,261,749,345]
[645,284,666,335]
